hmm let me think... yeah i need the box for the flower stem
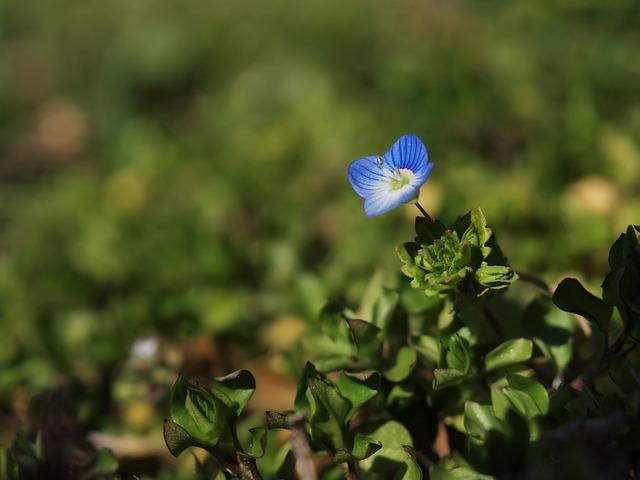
[415,202,431,220]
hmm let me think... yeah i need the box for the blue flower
[348,134,433,217]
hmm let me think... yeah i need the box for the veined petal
[348,155,390,197]
[364,191,406,217]
[385,133,429,173]
[363,175,422,216]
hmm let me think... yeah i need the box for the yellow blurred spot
[123,400,155,429]
[600,130,640,189]
[261,315,306,350]
[564,175,620,215]
[404,180,442,220]
[105,168,148,212]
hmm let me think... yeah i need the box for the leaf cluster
[397,208,517,298]
[164,216,640,479]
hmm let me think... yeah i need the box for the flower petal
[364,188,409,217]
[384,133,429,173]
[348,155,390,197]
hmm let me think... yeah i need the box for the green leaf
[318,300,349,339]
[167,375,227,448]
[609,225,640,270]
[299,365,350,449]
[333,435,382,463]
[484,339,532,372]
[608,355,640,394]
[304,399,344,448]
[334,370,380,423]
[415,215,447,245]
[523,296,575,371]
[371,288,400,329]
[564,389,600,418]
[387,383,416,409]
[490,384,512,422]
[413,334,440,363]
[356,420,414,474]
[246,427,267,459]
[346,318,381,358]
[464,207,492,258]
[164,419,197,457]
[294,362,316,412]
[308,374,350,421]
[621,251,640,314]
[466,409,529,475]
[353,435,383,460]
[608,232,627,270]
[209,370,256,421]
[433,368,466,390]
[552,278,612,331]
[2,439,39,480]
[500,383,540,440]
[464,401,499,439]
[384,346,417,382]
[505,374,549,416]
[431,463,495,480]
[168,375,195,434]
[445,334,471,374]
[399,445,423,480]
[471,207,490,247]
[474,264,517,292]
[397,243,425,288]
[311,356,352,373]
[602,268,624,313]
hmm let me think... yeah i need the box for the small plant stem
[415,202,431,220]
[483,306,505,339]
[238,455,263,480]
[514,270,551,292]
[346,461,360,480]
[213,449,263,480]
[287,412,317,480]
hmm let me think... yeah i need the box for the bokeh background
[1,0,639,477]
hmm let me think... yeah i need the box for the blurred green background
[1,0,639,477]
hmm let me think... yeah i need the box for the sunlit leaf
[208,370,256,421]
[356,420,414,474]
[464,401,499,439]
[334,371,380,423]
[445,334,470,374]
[484,339,532,372]
[384,346,417,382]
[333,435,382,463]
[433,368,466,390]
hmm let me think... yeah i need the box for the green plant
[163,193,640,478]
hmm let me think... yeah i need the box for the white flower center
[388,167,414,191]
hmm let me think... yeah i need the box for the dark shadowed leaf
[553,278,612,330]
